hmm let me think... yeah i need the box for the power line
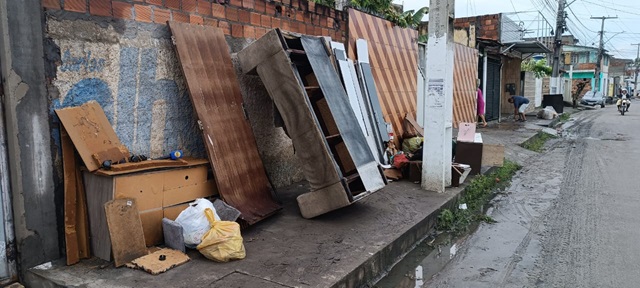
[581,0,640,16]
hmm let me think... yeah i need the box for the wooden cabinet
[84,159,216,261]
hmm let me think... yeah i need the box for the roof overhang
[502,41,552,54]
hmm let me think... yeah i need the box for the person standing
[507,95,530,122]
[477,80,487,127]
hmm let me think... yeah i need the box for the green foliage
[338,0,427,28]
[385,7,429,28]
[418,34,428,43]
[520,131,557,152]
[314,0,336,8]
[522,58,552,78]
[436,160,522,235]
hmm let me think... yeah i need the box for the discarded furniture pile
[53,19,505,273]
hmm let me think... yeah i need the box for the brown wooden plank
[55,101,129,172]
[75,163,90,259]
[61,126,79,265]
[168,22,280,225]
[404,114,424,137]
[108,159,188,172]
[94,158,208,176]
[104,199,148,267]
[92,147,128,167]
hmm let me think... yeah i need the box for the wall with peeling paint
[45,11,304,189]
[47,15,205,159]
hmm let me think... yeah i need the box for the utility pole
[632,43,640,96]
[551,0,566,94]
[422,0,454,193]
[591,16,617,92]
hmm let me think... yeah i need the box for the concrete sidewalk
[25,121,550,288]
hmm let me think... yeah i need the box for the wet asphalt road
[427,104,640,288]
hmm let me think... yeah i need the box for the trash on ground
[125,248,190,275]
[197,208,246,262]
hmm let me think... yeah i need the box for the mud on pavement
[425,110,620,288]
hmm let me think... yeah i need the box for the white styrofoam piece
[356,39,369,63]
[474,133,483,143]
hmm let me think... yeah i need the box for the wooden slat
[61,126,79,265]
[168,22,280,225]
[94,158,208,176]
[104,199,148,267]
[75,163,90,259]
[55,101,129,172]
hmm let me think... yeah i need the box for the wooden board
[404,114,424,137]
[94,158,208,176]
[61,126,79,265]
[55,101,129,172]
[104,199,148,267]
[75,163,90,259]
[125,248,190,275]
[482,144,505,167]
[168,22,280,225]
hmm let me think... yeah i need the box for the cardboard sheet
[126,248,190,275]
[55,101,129,172]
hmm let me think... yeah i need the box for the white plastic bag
[174,198,220,248]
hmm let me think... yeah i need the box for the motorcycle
[617,98,630,115]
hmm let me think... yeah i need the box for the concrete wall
[0,0,59,276]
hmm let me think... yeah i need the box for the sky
[395,0,640,60]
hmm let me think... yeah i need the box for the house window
[571,53,580,64]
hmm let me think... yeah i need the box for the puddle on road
[374,223,481,288]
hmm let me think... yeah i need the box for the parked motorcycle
[617,98,630,115]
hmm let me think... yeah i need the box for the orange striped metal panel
[348,9,478,134]
[453,44,479,127]
[348,9,418,137]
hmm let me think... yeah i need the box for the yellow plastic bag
[196,208,246,262]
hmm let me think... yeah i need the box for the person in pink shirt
[477,80,487,127]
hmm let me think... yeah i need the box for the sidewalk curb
[334,185,466,288]
[360,134,539,287]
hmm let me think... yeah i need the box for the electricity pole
[591,16,617,92]
[422,0,454,192]
[551,0,566,94]
[632,43,640,96]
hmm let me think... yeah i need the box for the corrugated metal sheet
[348,9,478,132]
[348,9,418,137]
[453,44,479,126]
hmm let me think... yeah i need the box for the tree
[521,58,552,78]
[313,0,427,29]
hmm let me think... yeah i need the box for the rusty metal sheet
[168,22,280,225]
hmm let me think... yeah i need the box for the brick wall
[454,14,500,42]
[42,0,347,40]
